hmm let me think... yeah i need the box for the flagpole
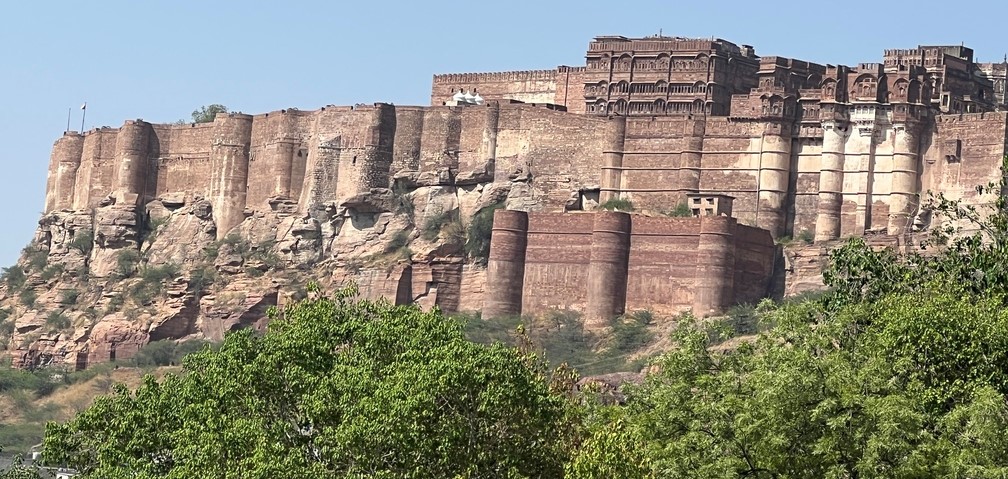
[80,103,86,133]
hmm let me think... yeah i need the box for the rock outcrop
[2,170,517,369]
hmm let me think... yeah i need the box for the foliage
[464,202,504,266]
[69,229,94,256]
[0,449,41,478]
[383,230,412,255]
[127,262,181,306]
[1,267,25,291]
[44,284,573,477]
[190,104,228,123]
[187,265,216,294]
[113,249,140,279]
[796,229,814,244]
[609,310,654,354]
[662,202,693,217]
[44,311,71,331]
[392,181,415,223]
[129,339,211,368]
[18,289,36,308]
[421,208,458,241]
[58,289,79,306]
[824,157,1008,309]
[599,197,634,212]
[21,247,48,272]
[39,264,63,282]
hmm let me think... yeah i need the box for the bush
[70,229,94,256]
[465,202,504,266]
[188,266,216,294]
[202,241,221,261]
[40,263,65,281]
[130,339,211,368]
[600,198,634,212]
[22,246,48,272]
[45,311,71,331]
[128,262,180,306]
[105,294,124,314]
[384,230,411,255]
[421,208,458,241]
[611,310,654,353]
[19,289,36,308]
[664,203,693,217]
[2,266,26,290]
[114,249,141,279]
[393,182,415,223]
[796,229,814,244]
[58,289,79,306]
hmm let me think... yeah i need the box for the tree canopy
[190,104,228,124]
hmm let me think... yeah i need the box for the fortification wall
[431,69,560,106]
[153,123,214,200]
[925,113,1008,213]
[487,211,776,320]
[495,104,612,210]
[73,128,118,210]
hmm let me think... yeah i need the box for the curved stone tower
[269,111,299,200]
[888,124,920,235]
[585,211,632,328]
[483,209,529,319]
[598,116,627,204]
[113,120,152,204]
[757,123,792,237]
[693,215,737,316]
[45,132,85,213]
[815,120,847,241]
[209,113,254,239]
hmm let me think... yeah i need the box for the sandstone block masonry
[483,208,776,325]
[434,36,1008,240]
[37,34,1008,334]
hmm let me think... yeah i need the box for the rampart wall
[484,210,776,321]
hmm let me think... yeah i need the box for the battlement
[432,69,559,84]
[587,35,747,56]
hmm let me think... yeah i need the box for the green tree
[43,284,571,478]
[191,104,228,124]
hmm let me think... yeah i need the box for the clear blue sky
[1,0,1004,267]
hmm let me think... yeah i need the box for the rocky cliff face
[1,173,529,369]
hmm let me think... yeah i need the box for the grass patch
[464,202,504,266]
[421,208,458,241]
[600,198,634,212]
[19,289,36,308]
[44,310,71,331]
[662,203,693,217]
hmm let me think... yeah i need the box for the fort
[40,34,1008,328]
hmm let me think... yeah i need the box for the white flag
[81,102,87,110]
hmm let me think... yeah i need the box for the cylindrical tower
[888,124,920,235]
[815,121,847,241]
[45,132,85,213]
[598,116,627,204]
[585,211,632,328]
[693,215,737,317]
[209,113,254,239]
[483,210,529,319]
[678,118,705,198]
[271,112,299,199]
[113,120,152,204]
[757,124,792,237]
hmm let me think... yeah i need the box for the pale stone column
[888,124,920,235]
[815,121,847,241]
[757,125,792,237]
